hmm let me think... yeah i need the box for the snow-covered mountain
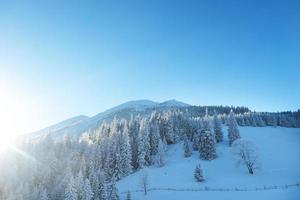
[29,99,190,140]
[29,115,89,140]
[158,99,190,107]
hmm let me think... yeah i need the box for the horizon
[30,98,299,134]
[1,0,299,134]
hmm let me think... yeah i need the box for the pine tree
[65,175,78,200]
[192,129,200,151]
[119,126,132,177]
[110,140,122,180]
[89,169,107,200]
[228,110,241,146]
[141,119,151,166]
[164,112,176,144]
[203,108,211,132]
[39,188,48,200]
[75,170,84,199]
[128,116,140,169]
[194,164,204,182]
[107,177,119,200]
[149,111,160,156]
[213,111,223,143]
[183,134,192,157]
[136,118,151,167]
[98,172,108,200]
[156,139,165,167]
[126,191,131,200]
[82,178,93,200]
[198,130,217,160]
[137,134,146,169]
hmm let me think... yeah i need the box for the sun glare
[0,85,33,153]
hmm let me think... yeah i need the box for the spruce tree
[164,111,175,144]
[156,139,165,167]
[91,170,107,200]
[137,119,148,169]
[39,188,48,200]
[107,177,119,200]
[83,178,93,200]
[213,111,223,143]
[75,170,84,199]
[192,130,200,151]
[126,191,131,200]
[183,134,192,157]
[65,175,78,200]
[149,111,160,156]
[120,126,132,177]
[194,164,204,182]
[198,130,217,160]
[228,110,241,146]
[203,108,211,132]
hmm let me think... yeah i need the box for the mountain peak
[159,99,190,107]
[104,99,159,113]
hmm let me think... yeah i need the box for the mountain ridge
[29,99,190,140]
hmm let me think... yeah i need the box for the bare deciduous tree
[232,139,258,175]
[139,170,149,195]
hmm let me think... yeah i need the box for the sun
[0,85,32,153]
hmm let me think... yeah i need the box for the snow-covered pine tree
[270,114,277,127]
[65,175,78,200]
[149,111,161,157]
[75,170,84,199]
[203,108,211,132]
[183,134,192,157]
[137,134,146,169]
[213,111,223,143]
[238,114,246,126]
[162,111,175,144]
[107,177,119,200]
[39,188,49,200]
[137,118,151,169]
[192,129,200,151]
[108,129,124,180]
[82,178,93,200]
[128,116,140,170]
[119,125,132,177]
[126,191,131,200]
[198,130,217,160]
[90,170,107,200]
[98,172,108,200]
[228,110,241,146]
[256,113,266,127]
[156,139,166,167]
[194,164,204,182]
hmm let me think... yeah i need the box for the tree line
[0,106,297,199]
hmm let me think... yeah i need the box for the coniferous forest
[1,104,299,200]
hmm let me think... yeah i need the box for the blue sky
[0,0,299,132]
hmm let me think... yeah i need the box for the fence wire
[121,182,300,194]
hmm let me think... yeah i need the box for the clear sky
[0,0,299,133]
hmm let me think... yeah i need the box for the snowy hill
[29,115,89,140]
[29,99,190,140]
[158,99,190,108]
[102,99,159,113]
[117,126,300,200]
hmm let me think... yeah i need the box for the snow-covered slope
[117,126,300,200]
[29,115,89,140]
[30,99,190,140]
[102,99,159,113]
[158,99,190,107]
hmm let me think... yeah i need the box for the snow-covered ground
[117,126,300,200]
